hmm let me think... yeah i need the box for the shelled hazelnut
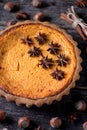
[16,12,29,20]
[75,100,87,111]
[50,117,62,128]
[83,121,87,130]
[0,110,6,122]
[4,2,15,12]
[32,0,42,8]
[33,12,45,21]
[18,117,30,128]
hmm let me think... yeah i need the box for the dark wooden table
[0,0,87,130]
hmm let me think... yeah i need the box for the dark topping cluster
[35,32,47,44]
[21,36,33,46]
[39,56,54,69]
[47,41,61,54]
[51,68,65,80]
[20,32,71,81]
[56,54,70,67]
[28,46,41,57]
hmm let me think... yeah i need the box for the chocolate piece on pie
[0,21,82,107]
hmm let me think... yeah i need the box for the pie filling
[0,23,77,99]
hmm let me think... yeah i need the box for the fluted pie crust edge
[0,21,82,107]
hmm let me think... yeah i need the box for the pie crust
[0,21,82,107]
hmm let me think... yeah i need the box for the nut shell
[33,12,45,21]
[83,122,87,130]
[16,12,29,20]
[75,100,86,111]
[34,126,44,130]
[4,2,15,12]
[18,117,30,128]
[50,117,62,128]
[0,110,6,122]
[32,0,42,8]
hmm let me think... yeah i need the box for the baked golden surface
[0,22,78,99]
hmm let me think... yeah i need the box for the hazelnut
[32,0,42,8]
[75,100,86,111]
[4,2,15,12]
[50,117,62,128]
[18,117,30,128]
[83,122,87,130]
[34,126,44,130]
[0,110,6,122]
[16,11,29,20]
[33,12,45,21]
[7,20,17,27]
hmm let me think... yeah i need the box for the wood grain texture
[0,0,87,130]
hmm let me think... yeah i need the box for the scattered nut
[16,12,29,20]
[18,117,30,128]
[33,12,45,21]
[0,110,6,122]
[4,2,15,12]
[32,0,42,8]
[83,122,87,130]
[34,126,44,130]
[75,100,86,111]
[50,117,62,128]
[7,20,17,27]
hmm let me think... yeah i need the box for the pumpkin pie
[0,21,82,107]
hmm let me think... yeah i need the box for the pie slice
[0,21,82,107]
